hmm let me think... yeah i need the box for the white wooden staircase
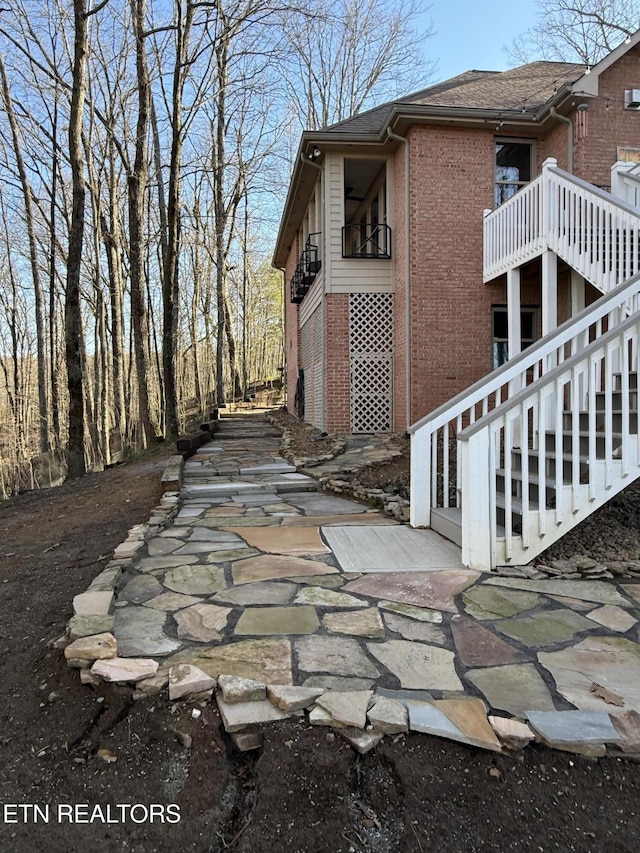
[409,158,640,571]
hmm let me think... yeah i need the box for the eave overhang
[272,85,581,269]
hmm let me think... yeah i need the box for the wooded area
[1,0,636,499]
[0,0,431,497]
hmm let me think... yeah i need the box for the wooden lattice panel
[349,293,393,433]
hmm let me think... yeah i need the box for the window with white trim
[492,305,538,368]
[495,139,533,206]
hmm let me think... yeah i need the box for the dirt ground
[2,436,640,852]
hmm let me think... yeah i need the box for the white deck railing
[409,273,640,543]
[484,158,640,290]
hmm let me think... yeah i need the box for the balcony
[290,234,321,304]
[342,222,391,259]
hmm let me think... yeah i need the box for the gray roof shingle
[321,62,585,135]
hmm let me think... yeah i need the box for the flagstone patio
[63,413,640,757]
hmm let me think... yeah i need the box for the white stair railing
[611,161,640,209]
[484,158,640,290]
[459,308,640,571]
[409,273,640,534]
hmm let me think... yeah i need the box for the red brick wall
[575,43,640,186]
[406,125,504,423]
[540,121,571,171]
[325,293,350,431]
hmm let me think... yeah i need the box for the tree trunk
[128,0,157,447]
[0,55,49,455]
[214,37,228,407]
[162,0,194,439]
[65,0,89,479]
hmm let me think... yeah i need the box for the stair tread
[430,506,507,541]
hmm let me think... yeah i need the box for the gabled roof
[323,63,584,136]
[273,30,640,268]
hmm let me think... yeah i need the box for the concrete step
[430,506,462,547]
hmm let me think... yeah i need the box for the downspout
[550,107,574,173]
[386,126,412,432]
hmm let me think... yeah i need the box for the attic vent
[624,89,640,109]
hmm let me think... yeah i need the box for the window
[495,140,533,206]
[492,305,538,368]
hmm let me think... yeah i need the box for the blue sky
[424,0,540,82]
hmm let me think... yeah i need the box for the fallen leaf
[489,767,501,778]
[97,748,117,763]
[590,682,625,707]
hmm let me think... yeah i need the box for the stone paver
[450,615,526,666]
[315,690,373,728]
[119,575,164,604]
[174,603,232,642]
[214,581,298,606]
[586,605,638,633]
[462,585,542,619]
[218,674,266,703]
[235,605,319,636]
[466,664,556,717]
[65,413,640,760]
[224,525,331,556]
[368,640,462,691]
[64,632,117,663]
[538,636,640,714]
[323,608,385,638]
[164,565,226,595]
[114,607,181,657]
[231,554,338,585]
[367,696,408,733]
[383,612,447,645]
[169,664,216,700]
[92,657,158,682]
[482,577,634,607]
[293,586,368,608]
[296,636,380,678]
[168,638,293,684]
[527,709,621,747]
[495,608,597,647]
[344,570,479,613]
[217,696,291,732]
[267,684,324,711]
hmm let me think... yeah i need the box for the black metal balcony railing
[342,222,391,259]
[290,234,321,303]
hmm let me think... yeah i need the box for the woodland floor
[1,429,640,852]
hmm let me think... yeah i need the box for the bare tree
[281,0,434,130]
[509,0,639,65]
[0,54,49,455]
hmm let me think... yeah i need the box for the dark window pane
[493,309,508,339]
[521,311,535,340]
[496,142,532,182]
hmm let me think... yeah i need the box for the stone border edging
[266,414,410,522]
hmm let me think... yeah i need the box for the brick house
[274,33,640,570]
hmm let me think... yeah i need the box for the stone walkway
[64,414,640,757]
